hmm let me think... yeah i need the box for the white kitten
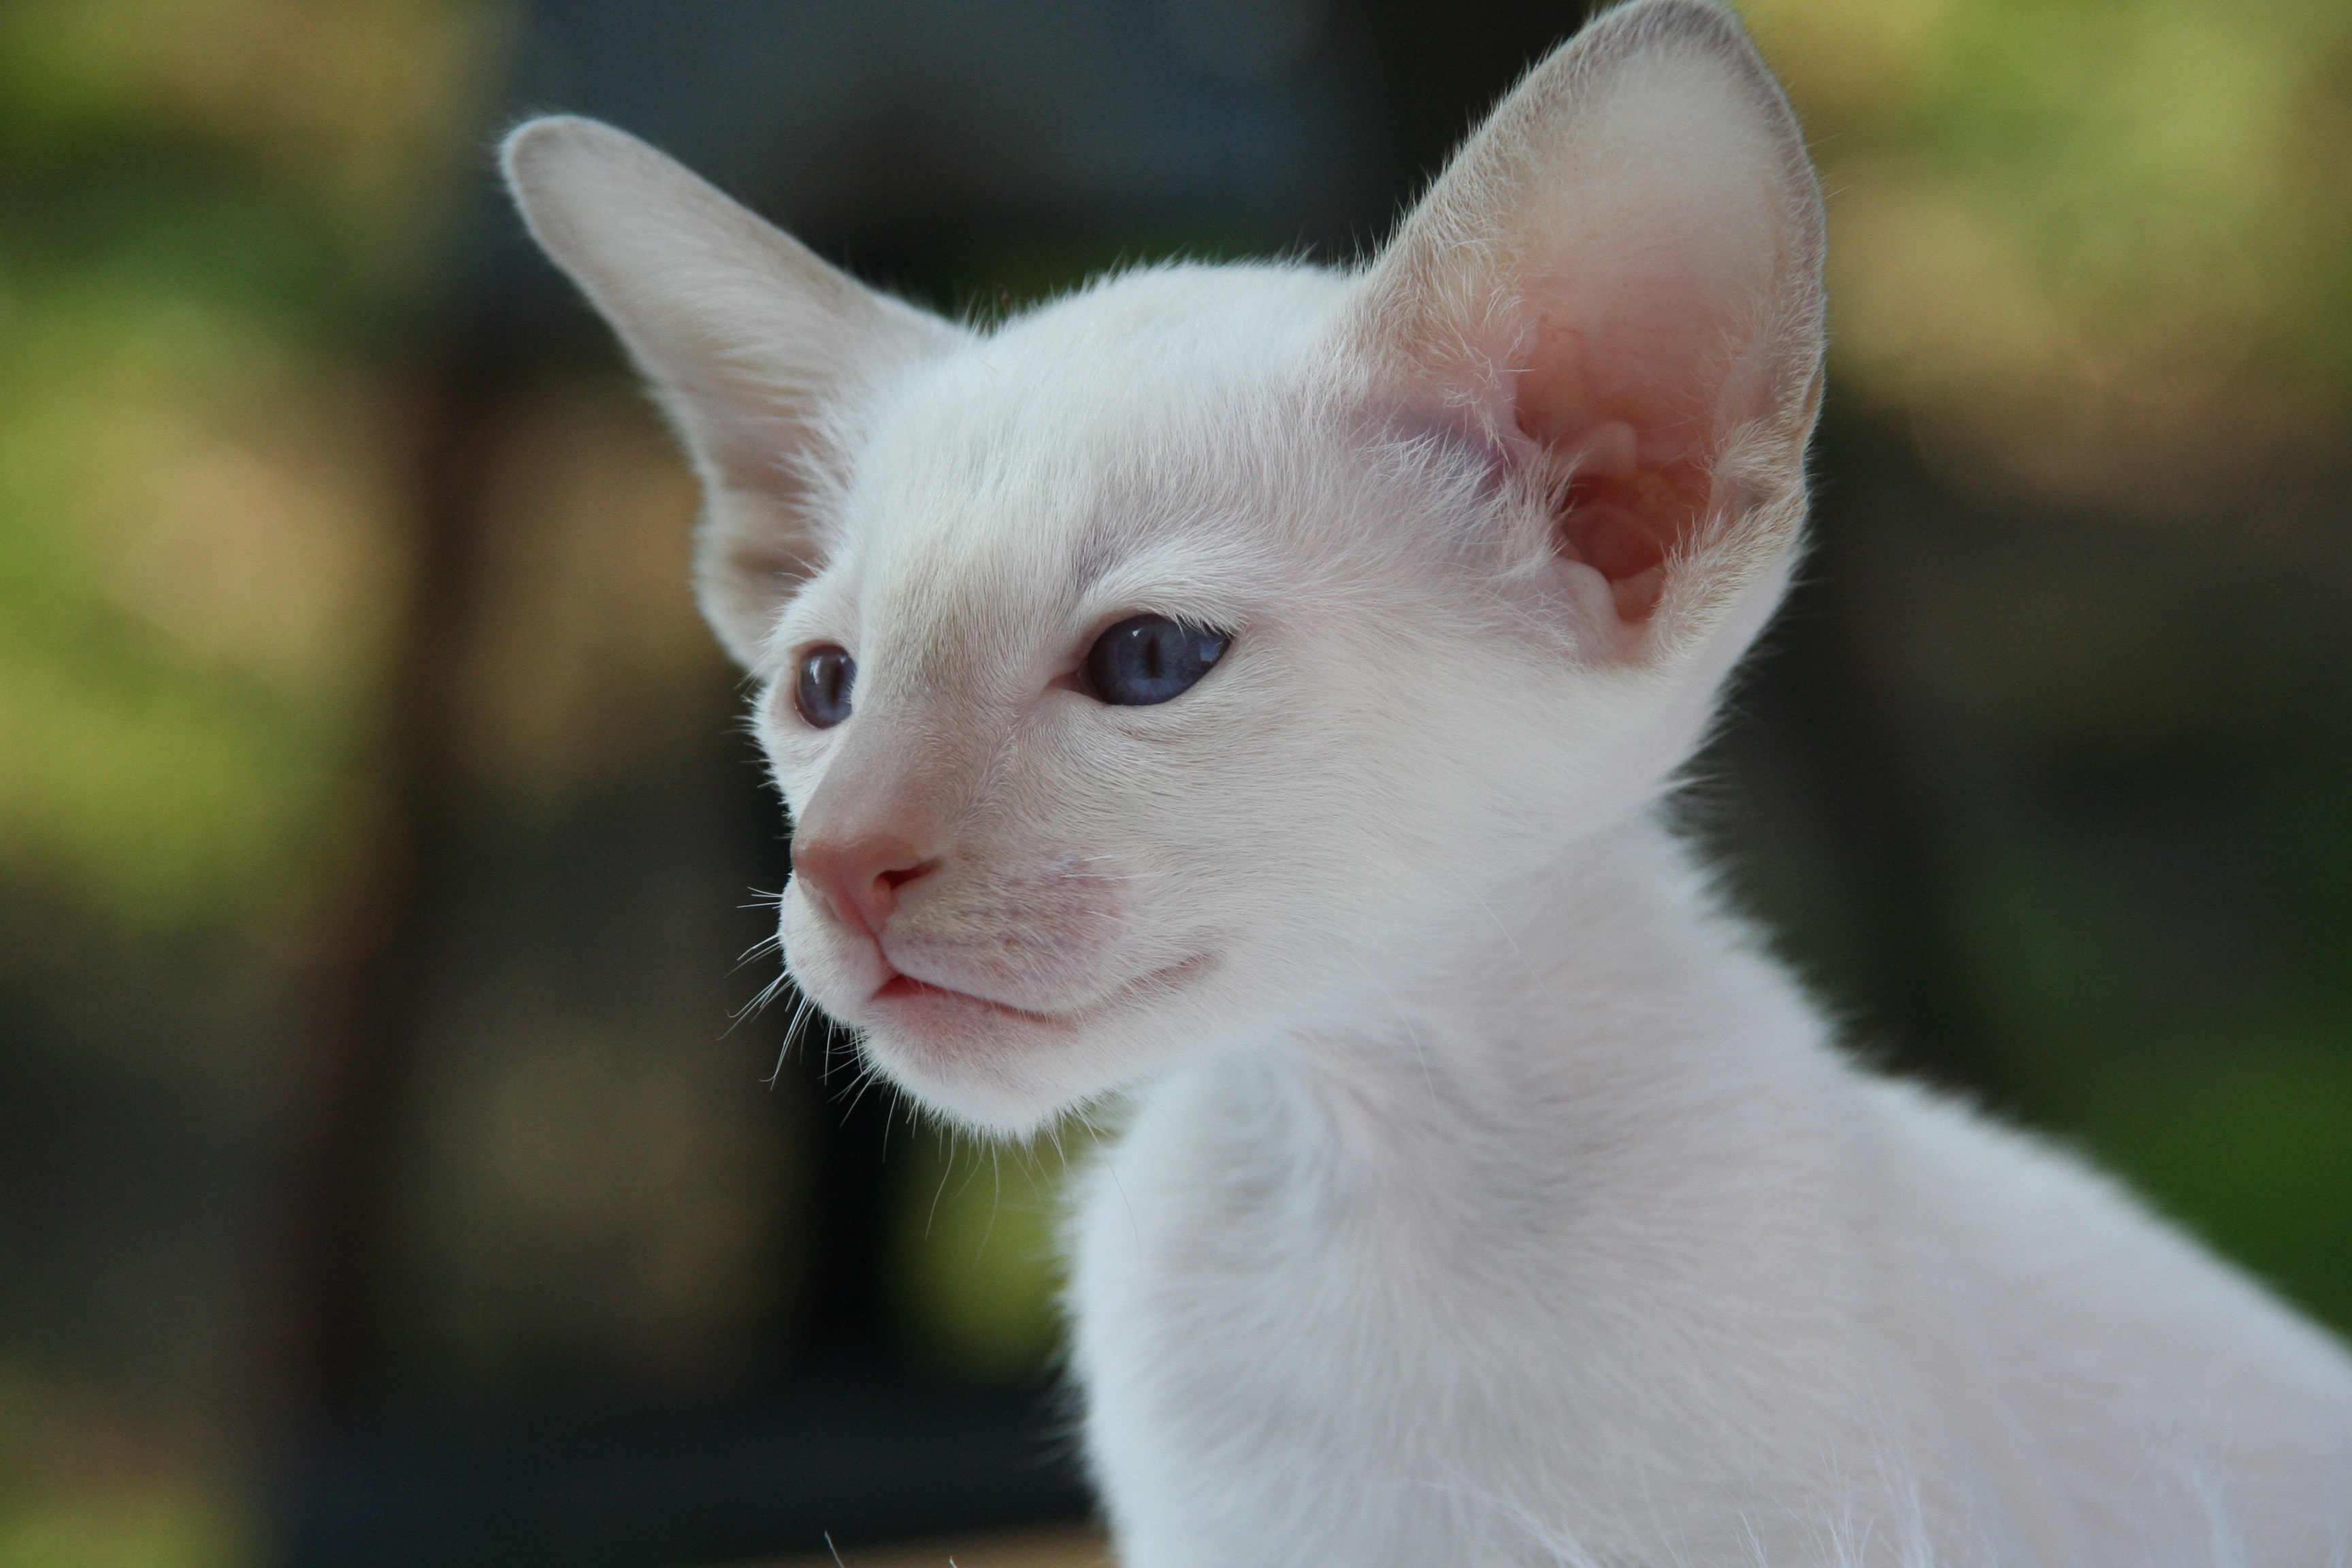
[502,2,2352,1561]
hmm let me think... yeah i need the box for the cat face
[504,0,1824,1132]
[753,267,1682,1128]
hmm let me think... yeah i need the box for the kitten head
[503,0,1823,1134]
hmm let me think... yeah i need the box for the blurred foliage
[0,0,502,298]
[2079,1041,2352,1328]
[0,1493,243,1568]
[0,290,398,928]
[1748,0,2352,506]
[0,1364,252,1568]
[0,0,506,934]
[0,2,511,1563]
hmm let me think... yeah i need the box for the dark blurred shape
[447,0,1394,352]
[290,1369,1084,1568]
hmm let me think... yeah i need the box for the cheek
[1167,652,1518,930]
[900,851,1137,968]
[1109,717,1397,934]
[756,719,831,815]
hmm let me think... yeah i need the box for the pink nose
[791,832,938,941]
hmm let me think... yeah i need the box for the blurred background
[1,0,2348,1563]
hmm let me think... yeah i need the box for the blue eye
[1085,615,1229,706]
[795,644,854,728]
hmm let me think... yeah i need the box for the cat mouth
[866,954,1212,1031]
[871,971,1068,1026]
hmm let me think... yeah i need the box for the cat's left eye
[1085,615,1229,706]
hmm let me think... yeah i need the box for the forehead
[831,264,1350,681]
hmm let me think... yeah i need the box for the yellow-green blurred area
[1,1,2349,1565]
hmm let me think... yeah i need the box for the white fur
[502,2,2352,1561]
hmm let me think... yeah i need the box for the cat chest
[1066,1079,1912,1553]
[1069,1113,1700,1473]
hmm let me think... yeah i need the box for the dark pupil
[795,645,855,728]
[1087,615,1228,706]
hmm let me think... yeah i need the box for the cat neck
[1166,811,1842,1209]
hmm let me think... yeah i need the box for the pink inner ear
[1513,284,1731,625]
[1555,461,1712,622]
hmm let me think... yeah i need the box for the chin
[804,957,1221,1137]
[854,981,1083,1130]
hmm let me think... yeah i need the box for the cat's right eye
[794,644,855,728]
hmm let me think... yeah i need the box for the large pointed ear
[1348,0,1823,667]
[501,116,966,667]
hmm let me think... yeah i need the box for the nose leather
[792,832,938,941]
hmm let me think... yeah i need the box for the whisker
[726,966,794,1039]
[730,931,781,973]
[975,1146,1004,1262]
[925,1128,960,1238]
[836,1062,884,1122]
